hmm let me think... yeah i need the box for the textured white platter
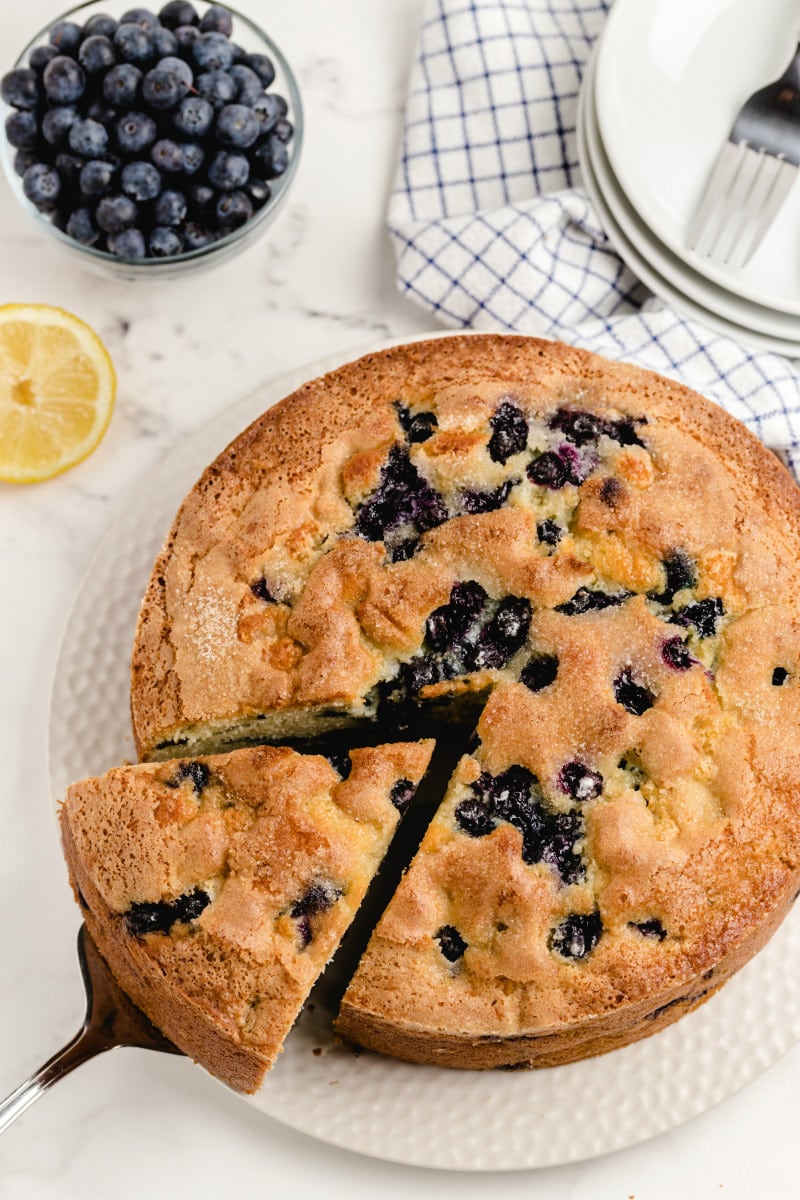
[49,337,800,1170]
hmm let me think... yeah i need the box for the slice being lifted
[60,740,433,1092]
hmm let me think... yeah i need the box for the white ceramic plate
[595,0,800,315]
[585,52,800,343]
[49,339,800,1170]
[579,58,800,356]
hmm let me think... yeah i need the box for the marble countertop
[1,2,798,1196]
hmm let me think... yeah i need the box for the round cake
[129,334,800,1069]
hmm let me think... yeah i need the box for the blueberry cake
[129,334,800,1068]
[60,741,433,1090]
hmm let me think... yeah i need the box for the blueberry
[2,68,40,111]
[29,45,59,74]
[460,480,513,515]
[631,918,667,940]
[661,635,694,671]
[612,417,647,448]
[78,34,117,74]
[395,402,437,444]
[159,1,199,28]
[246,53,276,88]
[80,158,116,197]
[614,667,655,716]
[245,176,272,209]
[355,444,447,550]
[180,141,204,174]
[189,181,215,213]
[171,759,210,794]
[54,152,84,188]
[200,4,233,36]
[215,188,252,229]
[325,750,352,780]
[158,55,194,90]
[527,450,567,489]
[426,581,488,653]
[390,654,443,702]
[103,63,142,106]
[45,56,88,105]
[772,667,789,686]
[229,64,263,106]
[13,149,38,178]
[142,65,184,109]
[113,22,156,65]
[537,518,563,547]
[108,226,146,257]
[66,206,99,245]
[390,777,417,813]
[43,106,80,149]
[174,24,201,55]
[558,761,603,802]
[125,887,211,936]
[251,92,282,133]
[49,20,83,54]
[548,407,605,447]
[150,137,183,172]
[114,111,154,156]
[22,163,61,211]
[69,117,109,158]
[172,94,214,137]
[121,8,160,28]
[669,597,724,639]
[216,103,259,148]
[87,99,119,126]
[153,26,179,57]
[519,653,558,692]
[473,596,531,669]
[145,227,180,257]
[253,134,289,178]
[250,578,277,601]
[290,880,342,919]
[155,188,187,225]
[649,550,696,605]
[196,67,237,109]
[435,925,467,962]
[121,159,161,200]
[192,31,234,71]
[555,587,632,616]
[488,400,528,463]
[96,193,138,233]
[5,111,38,151]
[455,795,496,838]
[272,117,293,144]
[549,911,603,959]
[182,220,213,249]
[83,14,119,40]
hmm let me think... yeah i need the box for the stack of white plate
[579,0,800,355]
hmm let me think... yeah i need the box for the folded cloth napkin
[389,0,800,476]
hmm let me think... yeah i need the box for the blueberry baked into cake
[79,334,800,1074]
[60,741,433,1091]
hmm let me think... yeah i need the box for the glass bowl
[0,0,303,280]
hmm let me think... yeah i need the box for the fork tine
[687,140,743,254]
[719,148,780,265]
[736,156,798,268]
[702,143,762,262]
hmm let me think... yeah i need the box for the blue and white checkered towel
[389,0,800,475]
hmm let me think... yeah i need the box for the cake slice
[60,740,433,1092]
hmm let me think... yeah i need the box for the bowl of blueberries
[0,1,302,277]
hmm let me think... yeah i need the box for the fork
[0,925,181,1135]
[687,39,800,268]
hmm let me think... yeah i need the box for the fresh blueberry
[435,925,467,962]
[154,187,187,225]
[772,667,789,686]
[158,54,193,90]
[208,148,249,190]
[182,220,213,249]
[66,206,100,245]
[120,7,160,28]
[473,596,531,669]
[78,34,117,74]
[54,151,83,188]
[199,4,233,36]
[246,53,275,87]
[43,57,86,105]
[114,22,156,66]
[69,117,109,158]
[549,911,603,959]
[13,149,38,178]
[253,134,289,178]
[649,550,696,605]
[87,98,119,125]
[661,635,694,671]
[142,65,184,109]
[631,918,667,940]
[159,1,199,28]
[103,62,142,106]
[536,518,563,547]
[189,181,215,214]
[390,778,417,813]
[125,887,211,936]
[2,68,41,111]
[229,64,262,106]
[5,111,38,151]
[216,103,259,148]
[80,158,116,197]
[395,402,437,444]
[83,14,119,40]
[96,193,138,233]
[29,45,59,74]
[272,117,293,143]
[488,400,528,463]
[115,109,156,154]
[558,761,603,802]
[669,597,724,639]
[146,225,182,256]
[49,20,83,54]
[108,227,147,257]
[215,188,252,229]
[519,653,558,692]
[251,92,282,133]
[153,26,179,56]
[460,480,513,515]
[180,141,204,174]
[174,24,201,55]
[555,587,632,616]
[151,137,183,172]
[22,163,61,211]
[172,94,214,137]
[613,667,655,716]
[192,31,234,71]
[195,67,236,109]
[121,159,161,200]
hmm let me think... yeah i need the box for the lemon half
[0,304,116,484]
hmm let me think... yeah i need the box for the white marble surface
[1,1,799,1196]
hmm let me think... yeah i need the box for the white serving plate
[49,337,800,1169]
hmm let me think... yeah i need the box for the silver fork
[687,39,800,268]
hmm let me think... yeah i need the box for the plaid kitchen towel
[389,0,800,475]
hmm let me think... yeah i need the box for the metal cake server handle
[0,924,182,1135]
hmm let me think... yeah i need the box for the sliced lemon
[0,304,116,484]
